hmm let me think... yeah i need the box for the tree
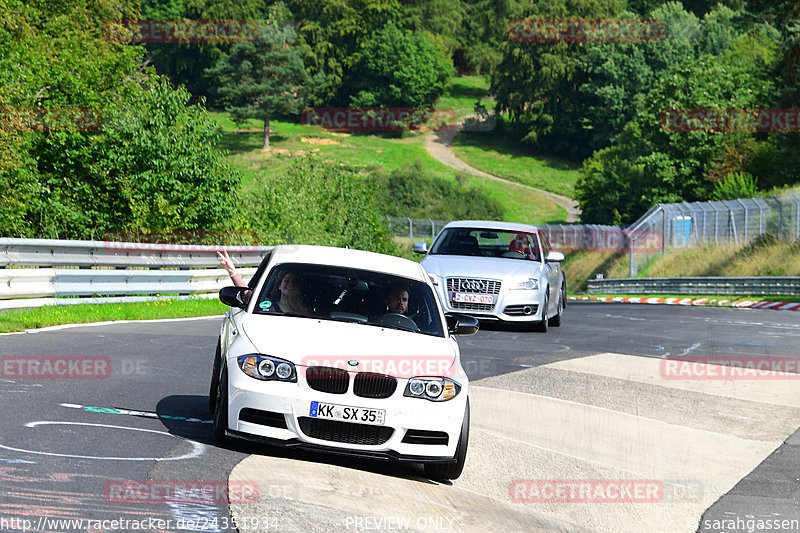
[349,24,453,108]
[576,31,778,224]
[0,0,243,239]
[207,12,321,149]
[288,0,401,105]
[138,0,266,103]
[491,0,622,157]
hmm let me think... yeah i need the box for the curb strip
[568,296,800,312]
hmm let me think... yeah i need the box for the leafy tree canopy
[349,24,453,108]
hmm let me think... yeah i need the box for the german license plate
[452,292,493,305]
[309,401,385,426]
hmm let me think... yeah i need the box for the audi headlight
[404,378,461,401]
[512,278,539,290]
[238,355,296,382]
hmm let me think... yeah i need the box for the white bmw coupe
[210,245,478,480]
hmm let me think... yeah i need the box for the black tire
[424,398,470,481]
[212,365,229,445]
[548,290,563,327]
[531,291,549,332]
[208,339,221,413]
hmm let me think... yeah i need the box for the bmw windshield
[253,263,445,337]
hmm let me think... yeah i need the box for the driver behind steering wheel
[385,286,409,314]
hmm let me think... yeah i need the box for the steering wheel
[501,250,526,259]
[375,313,420,332]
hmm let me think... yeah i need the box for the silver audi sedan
[414,221,566,331]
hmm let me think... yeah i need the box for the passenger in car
[218,250,308,314]
[270,270,309,315]
[385,286,409,314]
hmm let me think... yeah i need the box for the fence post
[627,228,634,277]
[791,194,800,239]
[736,199,748,241]
[771,195,783,239]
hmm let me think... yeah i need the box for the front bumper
[436,285,546,322]
[226,362,468,461]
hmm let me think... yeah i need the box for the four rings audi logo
[461,280,486,291]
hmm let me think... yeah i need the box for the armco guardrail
[0,268,258,300]
[0,238,270,268]
[0,238,271,309]
[588,277,800,297]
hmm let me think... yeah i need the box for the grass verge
[0,297,227,333]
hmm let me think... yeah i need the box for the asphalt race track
[0,302,798,532]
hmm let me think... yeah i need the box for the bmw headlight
[512,278,539,290]
[404,378,461,401]
[238,355,297,382]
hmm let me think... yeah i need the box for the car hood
[239,314,458,375]
[421,254,543,280]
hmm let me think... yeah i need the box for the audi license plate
[452,292,493,305]
[309,401,385,426]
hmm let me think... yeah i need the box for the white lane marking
[680,343,702,356]
[587,313,647,321]
[0,421,205,461]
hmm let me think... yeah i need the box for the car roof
[441,220,541,232]
[269,244,428,281]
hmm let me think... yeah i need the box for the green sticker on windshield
[259,300,273,310]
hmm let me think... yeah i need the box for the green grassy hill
[211,75,581,226]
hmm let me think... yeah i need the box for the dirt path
[424,122,581,223]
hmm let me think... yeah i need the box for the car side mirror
[412,242,428,254]
[219,286,248,309]
[545,250,565,263]
[445,313,479,336]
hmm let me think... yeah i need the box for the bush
[710,172,759,201]
[244,157,398,254]
[375,161,504,220]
